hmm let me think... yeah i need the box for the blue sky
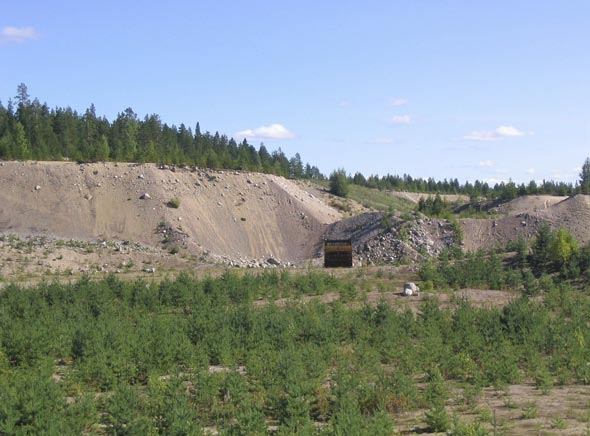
[2,1,589,184]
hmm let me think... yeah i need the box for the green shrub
[425,403,451,432]
[521,402,537,419]
[167,198,181,208]
[329,168,349,197]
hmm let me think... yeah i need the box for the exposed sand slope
[461,194,590,252]
[3,162,589,266]
[541,195,590,243]
[0,161,342,264]
[491,194,567,215]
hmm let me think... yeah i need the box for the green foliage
[419,249,511,291]
[521,402,537,419]
[0,267,590,433]
[550,227,579,268]
[167,197,181,208]
[551,416,567,430]
[351,170,574,199]
[418,194,447,216]
[530,224,585,277]
[423,367,448,406]
[425,403,451,432]
[0,85,324,181]
[580,157,590,194]
[329,168,349,198]
[448,415,490,436]
[531,223,555,275]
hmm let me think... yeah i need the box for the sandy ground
[461,195,590,252]
[396,383,590,435]
[2,161,590,280]
[0,161,343,267]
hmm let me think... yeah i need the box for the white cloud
[495,126,525,137]
[526,168,536,174]
[390,98,408,106]
[235,123,295,141]
[390,115,411,125]
[463,125,532,141]
[0,26,39,44]
[479,160,495,167]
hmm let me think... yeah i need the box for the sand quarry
[1,161,590,280]
[4,161,590,434]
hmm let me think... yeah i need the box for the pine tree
[329,169,349,197]
[579,157,590,194]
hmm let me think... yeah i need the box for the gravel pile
[323,212,458,266]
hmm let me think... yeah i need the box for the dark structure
[324,239,353,268]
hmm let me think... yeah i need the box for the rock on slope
[0,161,342,265]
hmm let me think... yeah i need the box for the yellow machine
[324,239,353,267]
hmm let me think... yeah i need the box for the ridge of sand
[0,161,342,264]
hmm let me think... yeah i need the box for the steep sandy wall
[0,161,342,263]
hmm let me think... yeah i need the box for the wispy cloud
[479,160,495,167]
[390,115,411,125]
[526,168,536,174]
[0,26,39,44]
[235,123,295,141]
[390,98,408,106]
[339,100,351,108]
[463,125,532,141]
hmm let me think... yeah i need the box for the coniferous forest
[0,84,583,200]
[0,84,322,180]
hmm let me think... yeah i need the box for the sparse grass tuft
[167,198,181,208]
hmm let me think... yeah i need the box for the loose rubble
[325,212,458,266]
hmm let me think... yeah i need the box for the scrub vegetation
[2,223,590,435]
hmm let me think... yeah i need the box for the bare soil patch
[397,384,590,435]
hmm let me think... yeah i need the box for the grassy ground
[314,180,415,214]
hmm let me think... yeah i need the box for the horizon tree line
[1,83,588,200]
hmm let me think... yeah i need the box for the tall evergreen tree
[329,168,349,197]
[580,157,590,194]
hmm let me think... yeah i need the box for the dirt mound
[542,194,590,244]
[460,194,590,251]
[0,161,342,265]
[3,161,588,270]
[460,215,542,252]
[491,195,567,215]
